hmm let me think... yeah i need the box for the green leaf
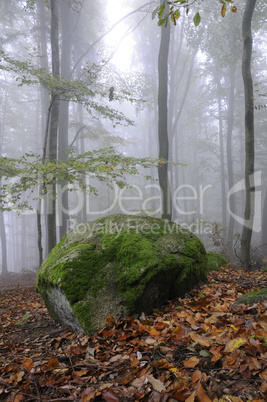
[199,350,211,357]
[174,10,181,19]
[0,149,173,212]
[152,7,158,20]
[158,18,166,26]
[221,4,226,17]
[171,10,180,24]
[193,12,201,26]
[158,4,165,19]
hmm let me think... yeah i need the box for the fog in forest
[0,0,266,277]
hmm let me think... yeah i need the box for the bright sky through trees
[105,0,135,70]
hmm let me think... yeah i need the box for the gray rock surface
[235,288,267,306]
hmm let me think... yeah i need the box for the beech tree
[157,0,172,220]
[240,0,257,269]
[47,0,60,253]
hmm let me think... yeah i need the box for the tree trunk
[240,0,257,270]
[215,75,227,234]
[0,196,8,275]
[47,0,60,253]
[0,112,8,274]
[158,1,171,220]
[36,0,50,261]
[261,189,267,255]
[226,63,237,254]
[58,0,73,238]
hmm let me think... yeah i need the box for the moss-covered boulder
[36,214,207,335]
[235,288,267,306]
[207,251,227,272]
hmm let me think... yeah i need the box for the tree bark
[47,0,60,253]
[0,107,8,273]
[261,189,267,255]
[226,63,237,254]
[215,75,227,234]
[36,0,50,261]
[58,0,73,238]
[0,191,8,275]
[240,0,257,270]
[158,1,171,220]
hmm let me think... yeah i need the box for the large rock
[36,214,207,335]
[207,251,227,272]
[235,288,267,306]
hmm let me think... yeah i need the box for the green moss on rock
[235,288,267,306]
[36,214,208,335]
[207,251,227,272]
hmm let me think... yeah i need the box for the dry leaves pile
[0,267,266,401]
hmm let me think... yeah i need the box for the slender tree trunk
[58,0,73,237]
[171,52,196,136]
[47,0,60,253]
[240,0,257,270]
[215,75,227,234]
[158,1,171,220]
[77,104,87,223]
[261,189,267,255]
[37,0,50,142]
[0,195,8,275]
[169,51,196,221]
[20,215,26,268]
[0,92,8,273]
[36,0,50,261]
[226,63,237,254]
[168,19,185,134]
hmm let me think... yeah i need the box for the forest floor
[0,267,266,402]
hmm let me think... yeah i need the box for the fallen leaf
[183,356,199,368]
[109,354,122,363]
[145,337,156,345]
[137,351,142,360]
[185,383,211,402]
[74,369,89,377]
[221,396,243,402]
[195,383,212,401]
[259,367,267,381]
[224,338,247,353]
[82,386,96,401]
[106,315,115,328]
[102,388,120,402]
[146,374,166,392]
[146,327,160,337]
[23,358,34,371]
[185,390,196,402]
[131,376,148,388]
[259,381,267,392]
[192,370,202,386]
[14,396,24,402]
[189,332,211,347]
[210,346,223,363]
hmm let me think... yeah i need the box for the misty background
[0,0,266,274]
